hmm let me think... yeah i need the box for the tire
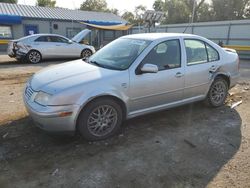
[27,50,42,64]
[77,98,123,141]
[205,77,228,107]
[81,49,92,60]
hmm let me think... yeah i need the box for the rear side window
[185,39,220,65]
[206,44,219,61]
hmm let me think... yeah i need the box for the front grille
[25,86,34,100]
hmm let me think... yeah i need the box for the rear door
[183,38,220,99]
[33,36,56,58]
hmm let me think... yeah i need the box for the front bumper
[23,91,81,133]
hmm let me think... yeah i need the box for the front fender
[74,88,129,124]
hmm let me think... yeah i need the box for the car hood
[30,59,118,94]
[71,29,91,43]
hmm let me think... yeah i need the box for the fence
[130,19,250,59]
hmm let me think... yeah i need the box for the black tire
[205,77,228,107]
[77,98,123,141]
[81,49,92,60]
[27,50,42,64]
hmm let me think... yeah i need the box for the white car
[24,33,240,140]
[7,29,95,63]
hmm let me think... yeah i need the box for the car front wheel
[81,49,92,60]
[27,50,42,64]
[206,77,228,107]
[77,98,123,141]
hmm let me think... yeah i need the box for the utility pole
[191,0,196,23]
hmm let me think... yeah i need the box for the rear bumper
[230,72,240,88]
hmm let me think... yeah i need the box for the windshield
[88,38,151,70]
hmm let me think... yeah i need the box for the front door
[129,39,184,114]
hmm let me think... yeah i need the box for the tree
[36,0,56,7]
[134,5,146,25]
[122,11,135,24]
[153,0,165,11]
[183,0,206,22]
[121,5,146,25]
[0,0,17,3]
[153,0,210,24]
[212,0,250,20]
[80,0,108,12]
[107,8,119,15]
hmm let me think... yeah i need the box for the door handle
[209,65,217,73]
[56,44,61,46]
[175,72,184,78]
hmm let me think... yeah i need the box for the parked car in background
[23,33,240,140]
[7,29,95,63]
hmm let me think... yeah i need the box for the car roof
[122,33,197,41]
[17,33,67,40]
[28,33,66,37]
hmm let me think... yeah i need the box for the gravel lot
[0,56,250,188]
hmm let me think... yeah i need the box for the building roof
[0,3,126,23]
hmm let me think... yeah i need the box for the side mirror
[68,40,73,44]
[140,64,158,74]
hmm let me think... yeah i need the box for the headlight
[34,91,52,106]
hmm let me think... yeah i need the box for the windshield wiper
[87,60,122,71]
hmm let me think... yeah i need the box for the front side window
[88,38,151,70]
[35,36,48,42]
[0,26,12,38]
[141,39,181,70]
[50,36,68,43]
[185,39,208,65]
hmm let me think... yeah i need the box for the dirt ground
[0,57,250,188]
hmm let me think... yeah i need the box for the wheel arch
[213,73,230,88]
[75,94,127,130]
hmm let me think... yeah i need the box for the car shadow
[0,103,242,187]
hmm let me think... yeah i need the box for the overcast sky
[17,0,154,14]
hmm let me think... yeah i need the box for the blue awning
[0,14,22,24]
[83,20,122,26]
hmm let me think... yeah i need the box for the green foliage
[153,0,250,24]
[36,0,56,7]
[0,0,17,3]
[122,11,135,24]
[122,5,146,25]
[212,0,250,20]
[80,0,108,12]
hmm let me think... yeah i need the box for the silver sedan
[7,29,95,63]
[23,33,240,140]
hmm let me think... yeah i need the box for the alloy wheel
[87,105,118,137]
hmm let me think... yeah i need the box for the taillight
[237,56,240,71]
[13,42,18,49]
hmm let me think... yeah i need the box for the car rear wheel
[205,77,228,107]
[27,50,42,64]
[81,49,92,60]
[77,98,123,141]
